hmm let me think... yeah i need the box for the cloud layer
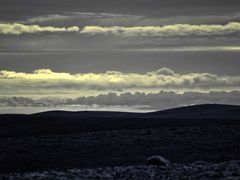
[81,22,240,37]
[0,68,240,97]
[1,91,240,112]
[1,22,240,36]
[0,23,79,35]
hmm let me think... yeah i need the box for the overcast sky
[0,0,240,113]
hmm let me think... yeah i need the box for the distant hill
[146,104,240,119]
[27,104,240,119]
[0,104,239,138]
[33,110,138,117]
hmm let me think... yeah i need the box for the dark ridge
[146,104,240,119]
[19,103,240,118]
[26,103,240,120]
[0,104,239,138]
[33,110,139,117]
[150,104,240,114]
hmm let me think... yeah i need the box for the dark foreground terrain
[2,161,240,179]
[0,104,239,174]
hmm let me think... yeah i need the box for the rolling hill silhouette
[0,104,240,172]
[0,104,239,138]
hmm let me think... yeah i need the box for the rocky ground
[1,160,240,179]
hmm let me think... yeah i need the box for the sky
[0,0,240,113]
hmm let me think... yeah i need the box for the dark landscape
[0,104,239,176]
[1,0,240,179]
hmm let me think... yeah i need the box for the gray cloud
[71,91,240,110]
[1,0,240,22]
[20,12,240,27]
[24,12,141,25]
[1,91,240,112]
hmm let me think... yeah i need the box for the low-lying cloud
[1,91,240,111]
[0,68,240,96]
[70,91,240,110]
[1,22,240,36]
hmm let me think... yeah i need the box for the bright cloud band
[0,23,79,35]
[81,22,240,37]
[0,22,240,36]
[0,68,240,97]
